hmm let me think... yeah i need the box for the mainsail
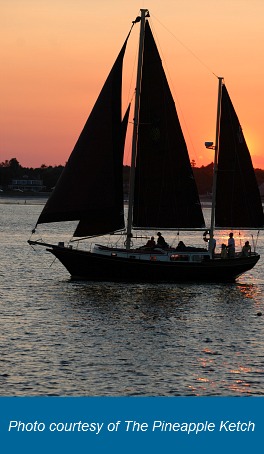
[215,84,264,228]
[36,37,129,236]
[132,21,205,229]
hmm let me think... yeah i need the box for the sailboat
[28,9,263,282]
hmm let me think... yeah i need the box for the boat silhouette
[28,9,263,282]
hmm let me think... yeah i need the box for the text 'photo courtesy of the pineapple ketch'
[28,9,264,282]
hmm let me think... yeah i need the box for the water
[1,197,264,396]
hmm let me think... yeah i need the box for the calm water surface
[1,197,264,396]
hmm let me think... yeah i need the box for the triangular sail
[74,104,131,237]
[215,84,264,228]
[132,21,205,229]
[36,37,129,236]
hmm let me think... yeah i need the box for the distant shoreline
[0,191,263,204]
[0,191,50,198]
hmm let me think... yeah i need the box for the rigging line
[251,233,256,252]
[69,230,127,243]
[125,50,137,110]
[124,12,139,105]
[123,12,143,164]
[148,17,200,164]
[49,256,57,268]
[151,13,216,77]
[256,230,260,249]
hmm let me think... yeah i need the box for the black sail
[215,84,264,228]
[74,104,131,237]
[37,38,128,236]
[133,21,204,229]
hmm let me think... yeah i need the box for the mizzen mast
[208,76,223,255]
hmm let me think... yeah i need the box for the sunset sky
[1,0,264,169]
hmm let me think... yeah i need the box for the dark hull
[47,245,260,283]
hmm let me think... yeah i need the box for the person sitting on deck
[241,241,251,257]
[145,236,156,248]
[220,243,228,259]
[156,232,169,249]
[175,241,186,251]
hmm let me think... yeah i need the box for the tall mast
[125,9,149,249]
[208,76,223,255]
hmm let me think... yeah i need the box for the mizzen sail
[132,21,205,229]
[215,84,264,228]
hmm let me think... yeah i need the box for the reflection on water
[0,200,264,396]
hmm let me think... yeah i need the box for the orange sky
[1,0,264,169]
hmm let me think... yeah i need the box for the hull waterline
[47,244,260,283]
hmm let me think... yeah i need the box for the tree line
[0,158,64,191]
[1,157,264,195]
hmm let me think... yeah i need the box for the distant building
[8,178,45,192]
